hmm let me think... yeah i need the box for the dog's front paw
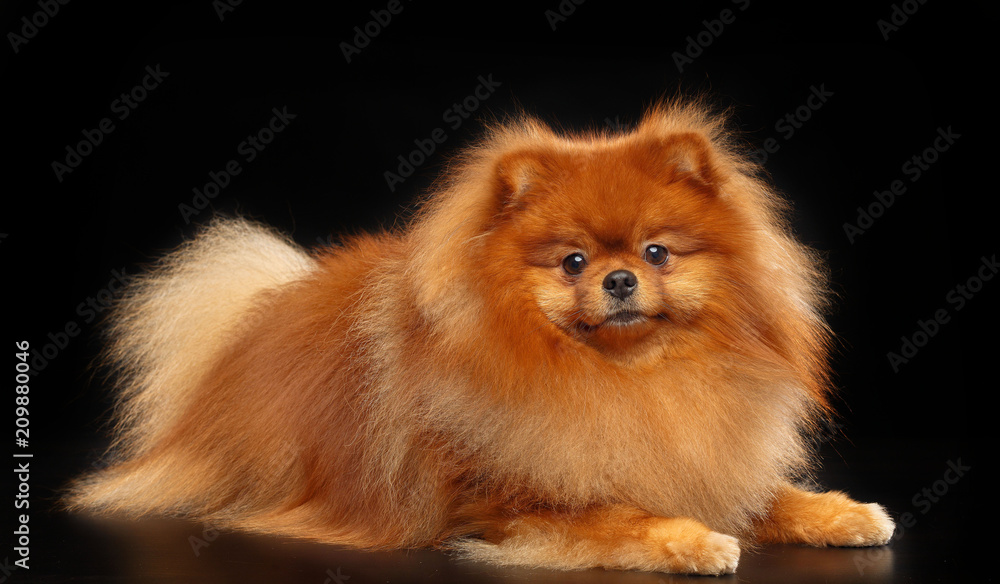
[650,518,740,575]
[825,502,895,547]
[758,487,896,548]
[698,531,741,574]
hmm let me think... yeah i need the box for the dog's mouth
[603,311,646,326]
[575,311,649,334]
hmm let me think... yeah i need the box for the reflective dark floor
[13,439,976,583]
[16,508,962,584]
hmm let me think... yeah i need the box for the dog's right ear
[493,150,556,208]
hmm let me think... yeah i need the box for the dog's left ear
[668,132,719,184]
[641,132,721,187]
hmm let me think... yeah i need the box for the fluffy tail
[66,217,316,514]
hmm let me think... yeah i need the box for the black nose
[603,270,638,299]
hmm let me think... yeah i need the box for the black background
[3,1,990,582]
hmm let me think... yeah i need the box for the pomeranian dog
[68,99,894,575]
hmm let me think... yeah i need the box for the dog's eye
[562,253,587,275]
[644,244,669,265]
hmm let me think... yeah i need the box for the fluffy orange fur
[67,99,893,574]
